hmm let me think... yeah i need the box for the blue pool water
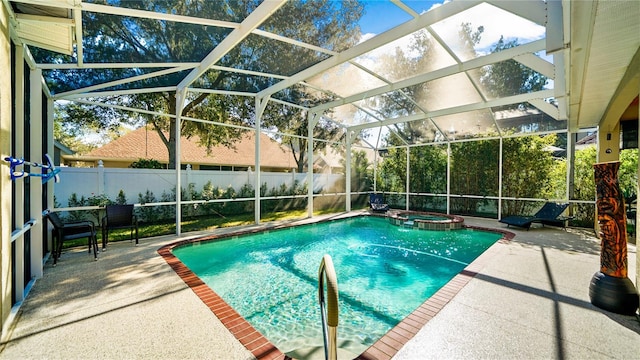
[173,216,502,354]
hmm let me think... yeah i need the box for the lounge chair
[499,202,570,230]
[101,204,139,250]
[45,211,98,265]
[369,193,390,212]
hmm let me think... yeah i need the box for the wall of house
[597,123,621,163]
[0,3,11,335]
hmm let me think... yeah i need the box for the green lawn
[59,208,346,250]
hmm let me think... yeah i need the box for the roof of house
[576,133,597,146]
[54,140,74,155]
[70,127,295,169]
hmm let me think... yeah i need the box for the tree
[450,140,499,214]
[373,22,556,217]
[481,36,548,105]
[501,134,560,215]
[376,22,483,210]
[340,149,373,192]
[573,146,597,201]
[619,148,638,198]
[571,145,597,227]
[261,86,344,173]
[46,0,364,168]
[408,145,447,194]
[54,102,122,153]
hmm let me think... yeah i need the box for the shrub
[130,158,164,169]
[67,193,87,222]
[115,190,127,205]
[137,190,158,223]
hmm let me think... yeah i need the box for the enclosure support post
[46,98,54,208]
[345,131,352,212]
[498,138,503,219]
[12,45,25,303]
[446,143,451,215]
[29,67,43,279]
[174,89,186,236]
[634,92,640,298]
[567,132,575,215]
[46,98,55,257]
[405,146,410,211]
[307,112,319,218]
[254,96,269,224]
[373,151,378,193]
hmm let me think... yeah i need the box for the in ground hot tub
[387,210,464,230]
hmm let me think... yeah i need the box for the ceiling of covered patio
[5,0,639,151]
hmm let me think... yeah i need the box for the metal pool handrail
[318,254,339,360]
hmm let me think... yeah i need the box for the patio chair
[101,204,139,250]
[499,202,570,230]
[45,211,98,265]
[369,193,390,213]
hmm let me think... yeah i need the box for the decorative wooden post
[589,161,639,314]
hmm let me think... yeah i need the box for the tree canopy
[50,0,364,168]
[481,36,549,105]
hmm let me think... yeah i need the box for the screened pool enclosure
[5,2,638,241]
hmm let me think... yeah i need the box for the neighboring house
[53,140,74,166]
[493,107,562,134]
[575,133,597,150]
[62,127,296,172]
[313,150,343,174]
[313,146,377,174]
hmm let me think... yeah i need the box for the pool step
[285,344,361,360]
[403,220,414,227]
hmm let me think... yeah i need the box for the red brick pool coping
[158,217,515,360]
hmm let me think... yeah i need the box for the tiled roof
[83,127,295,169]
[575,133,596,145]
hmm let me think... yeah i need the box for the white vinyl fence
[54,166,343,207]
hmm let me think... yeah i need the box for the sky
[357,0,546,52]
[358,1,440,34]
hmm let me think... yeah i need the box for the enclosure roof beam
[71,98,177,119]
[80,2,239,29]
[513,53,555,79]
[528,98,560,120]
[80,2,333,57]
[53,66,192,99]
[73,8,83,67]
[59,86,177,100]
[176,0,287,91]
[310,39,546,113]
[257,0,482,98]
[37,62,199,69]
[348,89,555,132]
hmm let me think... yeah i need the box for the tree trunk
[167,93,177,170]
[296,139,306,173]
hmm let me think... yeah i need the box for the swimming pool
[170,216,504,357]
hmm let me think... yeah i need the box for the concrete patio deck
[0,214,638,359]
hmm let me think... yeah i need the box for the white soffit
[14,15,74,55]
[11,0,76,55]
[570,0,640,130]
